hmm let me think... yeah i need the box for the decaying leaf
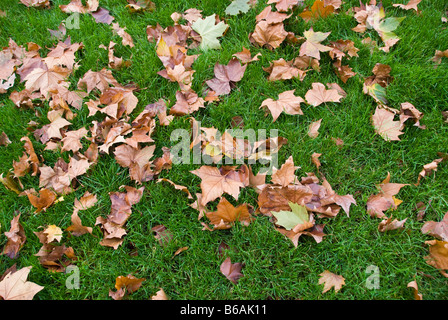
[318,270,345,293]
[109,274,145,300]
[260,90,305,122]
[371,106,404,141]
[421,212,448,242]
[220,257,243,284]
[0,266,44,300]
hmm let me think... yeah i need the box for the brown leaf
[258,184,314,216]
[299,28,332,60]
[299,0,335,22]
[152,224,173,246]
[421,212,448,242]
[0,266,44,300]
[232,47,261,64]
[204,197,253,230]
[407,280,423,300]
[308,118,322,138]
[271,156,299,187]
[220,257,243,284]
[371,106,404,141]
[393,0,422,12]
[305,82,343,107]
[24,188,57,213]
[151,288,169,300]
[260,90,305,122]
[191,165,246,206]
[318,270,345,293]
[250,21,288,50]
[2,213,26,259]
[206,58,247,95]
[424,240,448,277]
[109,274,145,300]
[267,0,302,12]
[415,158,444,186]
[378,217,407,232]
[157,178,193,199]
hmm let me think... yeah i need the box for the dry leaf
[318,270,345,293]
[371,106,404,141]
[421,212,448,242]
[220,257,243,284]
[260,90,305,122]
[0,266,44,300]
[305,82,343,107]
[308,119,322,138]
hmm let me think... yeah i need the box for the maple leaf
[0,266,44,300]
[109,274,145,300]
[407,280,423,300]
[24,188,57,213]
[203,197,253,230]
[232,47,261,64]
[305,82,343,107]
[268,0,303,12]
[191,165,247,206]
[250,21,288,50]
[220,257,243,284]
[393,0,421,12]
[371,106,404,141]
[20,0,50,8]
[421,212,448,242]
[24,66,70,98]
[258,184,314,216]
[378,216,407,232]
[271,156,299,187]
[307,118,322,139]
[260,90,305,122]
[415,158,444,186]
[2,213,26,259]
[318,270,345,293]
[206,58,247,95]
[192,14,229,50]
[126,0,156,13]
[59,0,99,13]
[225,0,251,15]
[157,178,192,199]
[169,89,205,115]
[366,172,409,218]
[43,225,63,243]
[424,240,448,277]
[77,68,119,93]
[256,5,291,24]
[61,127,88,153]
[299,0,335,22]
[272,202,314,232]
[299,28,332,60]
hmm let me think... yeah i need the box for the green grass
[1,0,448,300]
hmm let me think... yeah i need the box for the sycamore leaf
[0,266,44,300]
[191,165,246,206]
[43,225,63,243]
[424,240,448,276]
[204,197,252,230]
[192,14,229,50]
[318,270,345,293]
[225,0,250,15]
[271,156,299,187]
[371,106,404,141]
[393,0,421,12]
[206,58,247,95]
[272,202,312,231]
[268,0,303,12]
[260,90,305,122]
[299,28,332,60]
[305,82,343,107]
[2,213,26,259]
[421,212,448,242]
[299,0,334,22]
[220,257,243,284]
[250,21,288,50]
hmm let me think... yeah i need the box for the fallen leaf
[308,119,322,138]
[421,212,448,242]
[305,82,343,107]
[318,270,345,293]
[0,266,44,300]
[371,106,404,141]
[1,213,26,259]
[220,257,243,284]
[424,240,448,277]
[43,225,63,243]
[378,217,407,232]
[191,165,246,206]
[250,21,288,50]
[299,0,335,22]
[260,90,305,122]
[206,58,247,95]
[407,280,423,300]
[415,158,444,186]
[299,28,332,60]
[225,0,251,15]
[203,197,252,230]
[109,274,145,300]
[393,0,422,12]
[192,14,229,50]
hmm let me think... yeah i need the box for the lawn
[0,0,447,300]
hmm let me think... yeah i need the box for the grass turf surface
[0,0,448,300]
